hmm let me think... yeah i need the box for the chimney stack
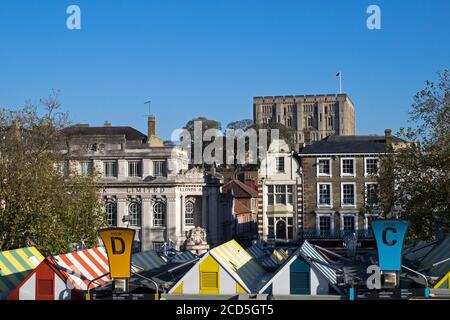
[148,116,156,140]
[104,121,112,127]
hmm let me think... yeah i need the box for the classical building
[295,129,405,250]
[60,116,225,252]
[257,139,303,244]
[253,94,355,146]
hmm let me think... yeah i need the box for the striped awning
[300,240,337,285]
[132,250,167,271]
[210,240,266,292]
[170,251,197,263]
[50,247,111,290]
[247,245,288,269]
[0,247,44,297]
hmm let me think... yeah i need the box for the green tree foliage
[378,70,450,240]
[0,93,105,256]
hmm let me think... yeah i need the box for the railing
[301,229,374,239]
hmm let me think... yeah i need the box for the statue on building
[183,226,210,255]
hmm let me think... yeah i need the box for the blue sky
[1,0,449,140]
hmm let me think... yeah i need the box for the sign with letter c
[98,227,135,279]
[371,220,409,271]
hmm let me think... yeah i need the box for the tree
[226,119,253,132]
[377,70,450,240]
[0,92,105,256]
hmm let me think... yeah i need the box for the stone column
[141,197,152,251]
[117,195,127,228]
[181,195,186,240]
[166,196,177,247]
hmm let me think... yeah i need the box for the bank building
[60,116,225,252]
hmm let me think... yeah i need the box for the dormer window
[276,157,285,172]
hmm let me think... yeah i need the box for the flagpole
[339,72,342,94]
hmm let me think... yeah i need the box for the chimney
[385,128,392,151]
[104,121,112,127]
[148,115,156,140]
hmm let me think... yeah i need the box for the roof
[209,240,270,292]
[169,251,198,263]
[259,241,342,294]
[414,236,450,277]
[247,245,288,270]
[50,247,111,290]
[0,247,44,297]
[298,135,405,155]
[132,250,167,272]
[223,179,258,198]
[62,126,147,142]
[233,200,253,215]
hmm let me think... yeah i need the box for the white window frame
[79,160,93,176]
[364,157,379,177]
[340,212,358,231]
[340,157,356,177]
[103,160,117,178]
[316,157,332,177]
[153,160,166,177]
[341,182,357,208]
[316,212,334,233]
[365,182,379,206]
[317,183,333,208]
[364,212,379,230]
[128,160,142,177]
[275,157,285,173]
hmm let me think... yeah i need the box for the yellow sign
[98,228,135,279]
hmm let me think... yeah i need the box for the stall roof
[0,247,44,297]
[209,240,272,293]
[132,250,167,272]
[169,251,198,263]
[247,245,288,270]
[415,236,450,277]
[51,247,111,290]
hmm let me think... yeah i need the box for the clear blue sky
[1,0,449,140]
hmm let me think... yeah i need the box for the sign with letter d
[98,228,135,279]
[371,220,409,271]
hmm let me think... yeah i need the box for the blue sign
[371,220,409,271]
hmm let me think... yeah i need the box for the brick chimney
[148,115,156,139]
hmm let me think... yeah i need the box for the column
[117,195,127,228]
[181,195,186,240]
[118,159,127,180]
[166,196,177,247]
[141,197,152,251]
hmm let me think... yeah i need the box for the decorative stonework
[182,226,210,255]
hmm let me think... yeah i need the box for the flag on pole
[336,72,340,77]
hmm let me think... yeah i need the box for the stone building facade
[257,140,303,244]
[253,94,355,146]
[60,117,225,252]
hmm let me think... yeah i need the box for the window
[268,217,294,240]
[365,183,379,206]
[153,202,165,227]
[365,214,379,231]
[365,158,379,176]
[318,216,331,234]
[287,117,292,127]
[343,215,355,232]
[185,201,194,226]
[128,160,142,177]
[79,161,92,176]
[268,185,294,205]
[275,157,285,172]
[37,279,54,297]
[153,161,166,177]
[341,158,355,176]
[103,161,117,177]
[128,202,141,226]
[307,117,312,127]
[317,183,332,207]
[55,161,68,176]
[342,183,356,207]
[105,202,117,226]
[317,158,331,176]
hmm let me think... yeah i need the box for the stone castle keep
[253,94,355,146]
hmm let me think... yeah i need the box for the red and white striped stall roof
[51,247,111,290]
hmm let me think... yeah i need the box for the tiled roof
[223,179,258,198]
[298,135,405,155]
[62,126,147,142]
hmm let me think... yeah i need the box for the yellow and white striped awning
[0,247,44,297]
[210,240,266,292]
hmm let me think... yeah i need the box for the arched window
[128,202,141,226]
[105,202,117,226]
[153,202,165,227]
[276,219,287,240]
[185,201,194,226]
